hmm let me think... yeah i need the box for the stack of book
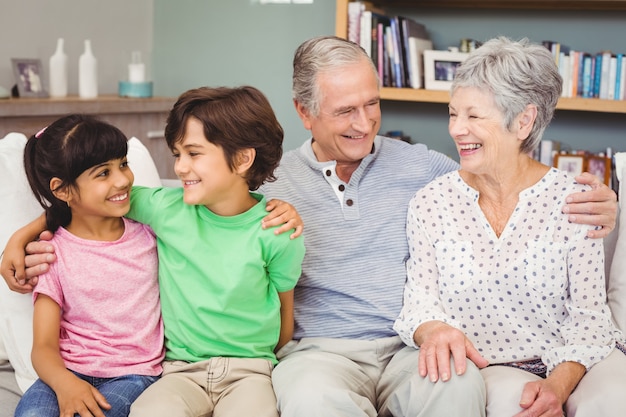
[348,1,432,89]
[543,41,626,100]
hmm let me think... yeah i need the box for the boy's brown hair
[165,86,284,190]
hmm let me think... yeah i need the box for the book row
[544,41,626,100]
[348,1,432,89]
[348,2,626,101]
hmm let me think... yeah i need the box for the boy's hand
[263,199,304,239]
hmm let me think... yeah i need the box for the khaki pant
[482,349,626,417]
[129,357,276,417]
[272,336,486,417]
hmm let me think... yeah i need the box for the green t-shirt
[127,186,304,364]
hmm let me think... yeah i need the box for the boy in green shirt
[126,86,305,417]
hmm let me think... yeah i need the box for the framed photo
[11,58,48,98]
[586,155,611,185]
[423,50,469,91]
[554,154,585,177]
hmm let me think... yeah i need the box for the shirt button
[346,199,353,206]
[325,169,332,176]
[338,184,345,192]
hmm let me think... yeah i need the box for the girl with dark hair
[15,114,164,417]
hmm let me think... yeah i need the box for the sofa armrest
[607,152,626,332]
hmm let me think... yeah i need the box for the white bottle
[49,38,68,97]
[128,51,145,83]
[79,39,98,98]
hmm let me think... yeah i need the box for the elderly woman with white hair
[394,36,626,417]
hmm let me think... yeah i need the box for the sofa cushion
[128,136,163,188]
[0,362,21,417]
[0,133,42,393]
[0,133,163,393]
[608,152,626,332]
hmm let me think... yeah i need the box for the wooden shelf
[0,95,175,117]
[380,88,626,114]
[336,0,626,114]
[364,1,626,11]
[380,88,449,103]
[0,95,178,178]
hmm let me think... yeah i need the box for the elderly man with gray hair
[261,35,617,417]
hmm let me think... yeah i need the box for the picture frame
[554,154,585,177]
[11,58,48,98]
[423,50,469,91]
[586,155,611,185]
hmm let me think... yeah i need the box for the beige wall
[0,0,153,96]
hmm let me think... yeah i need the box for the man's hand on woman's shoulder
[563,172,617,239]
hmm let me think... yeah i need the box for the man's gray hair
[292,36,379,116]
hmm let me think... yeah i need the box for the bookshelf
[335,0,626,114]
[344,1,626,11]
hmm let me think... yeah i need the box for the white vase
[79,39,98,98]
[49,38,68,97]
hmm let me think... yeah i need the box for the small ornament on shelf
[118,51,153,98]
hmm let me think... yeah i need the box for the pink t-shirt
[34,218,164,377]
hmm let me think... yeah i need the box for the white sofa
[0,132,167,417]
[1,131,625,416]
[607,153,626,332]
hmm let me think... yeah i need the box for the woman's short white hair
[452,36,562,154]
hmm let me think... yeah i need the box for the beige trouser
[129,357,277,417]
[272,336,486,417]
[482,349,626,417]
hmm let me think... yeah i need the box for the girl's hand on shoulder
[262,199,304,239]
[56,376,111,417]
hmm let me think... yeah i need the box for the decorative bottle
[128,51,146,83]
[79,39,98,98]
[49,38,68,97]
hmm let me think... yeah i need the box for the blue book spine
[615,53,623,100]
[593,53,603,98]
[588,56,595,97]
